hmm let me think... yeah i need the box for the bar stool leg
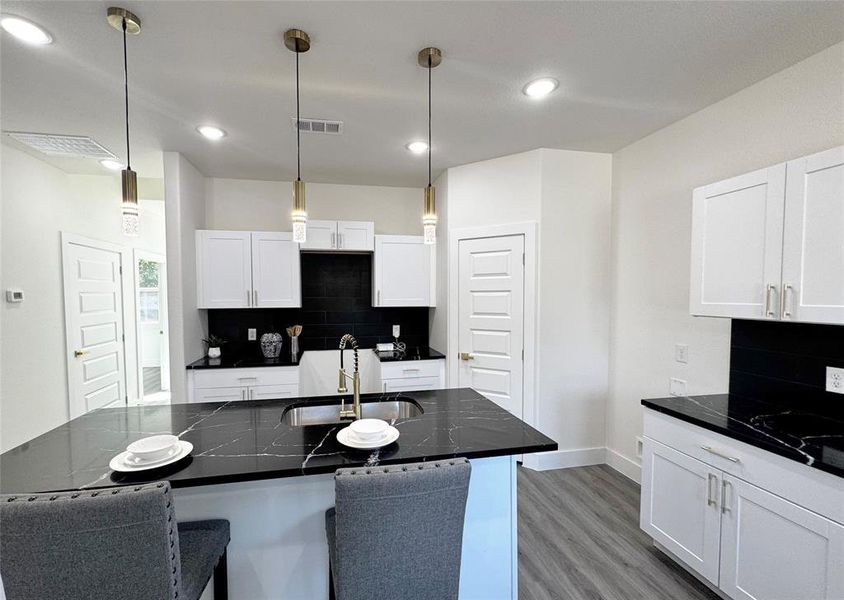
[213,549,228,600]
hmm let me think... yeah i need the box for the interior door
[457,234,524,418]
[337,221,374,251]
[251,232,301,308]
[63,238,126,417]
[690,164,786,319]
[300,220,337,250]
[640,438,722,585]
[196,230,252,308]
[719,475,844,600]
[374,235,431,306]
[781,145,844,325]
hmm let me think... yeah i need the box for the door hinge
[122,333,125,341]
[522,253,525,265]
[521,348,524,361]
[119,265,123,274]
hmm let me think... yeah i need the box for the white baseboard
[520,447,605,471]
[605,447,641,483]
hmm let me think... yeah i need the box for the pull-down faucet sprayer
[338,334,361,419]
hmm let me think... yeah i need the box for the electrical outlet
[675,344,689,364]
[392,324,400,338]
[669,377,687,397]
[247,328,257,341]
[827,367,844,395]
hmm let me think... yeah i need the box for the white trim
[133,249,170,402]
[520,447,606,471]
[447,222,539,430]
[61,232,133,418]
[605,447,642,483]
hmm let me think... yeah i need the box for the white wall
[206,178,422,234]
[1,144,165,450]
[163,152,208,404]
[607,41,844,481]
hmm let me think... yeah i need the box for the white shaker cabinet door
[299,220,337,250]
[251,232,301,308]
[373,235,433,306]
[782,145,844,325]
[196,230,253,308]
[719,475,844,600]
[640,438,723,585]
[337,221,375,251]
[690,165,786,319]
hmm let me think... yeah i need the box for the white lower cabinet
[641,410,844,600]
[379,360,445,393]
[187,367,299,403]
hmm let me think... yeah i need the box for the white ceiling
[2,1,843,186]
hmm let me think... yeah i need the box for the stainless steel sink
[281,397,423,426]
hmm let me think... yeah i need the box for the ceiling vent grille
[291,118,343,135]
[3,131,117,159]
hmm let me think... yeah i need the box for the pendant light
[418,47,441,245]
[107,7,141,237]
[285,29,311,243]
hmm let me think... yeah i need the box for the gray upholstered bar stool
[0,482,229,600]
[325,458,471,600]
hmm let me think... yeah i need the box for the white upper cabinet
[781,146,844,324]
[690,165,786,320]
[373,235,435,307]
[300,220,338,251]
[690,145,844,325]
[251,232,301,308]
[196,230,253,308]
[196,230,301,309]
[300,220,374,251]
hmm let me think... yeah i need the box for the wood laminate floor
[518,465,721,600]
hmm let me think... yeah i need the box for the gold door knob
[73,350,88,358]
[460,352,474,361]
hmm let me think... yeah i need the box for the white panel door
[373,235,432,306]
[300,220,337,250]
[640,439,722,585]
[457,235,524,418]
[196,230,252,308]
[337,221,374,251]
[63,240,126,417]
[782,145,844,325]
[251,232,301,308]
[690,164,786,319]
[719,475,844,600]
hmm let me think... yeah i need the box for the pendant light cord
[122,17,130,170]
[296,48,301,182]
[427,54,432,187]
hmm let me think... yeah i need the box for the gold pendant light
[418,47,441,245]
[285,28,311,243]
[107,7,141,237]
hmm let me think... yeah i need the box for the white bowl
[348,418,389,442]
[127,434,180,462]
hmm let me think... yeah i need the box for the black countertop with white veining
[185,347,444,369]
[642,394,844,478]
[0,388,556,493]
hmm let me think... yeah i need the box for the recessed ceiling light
[1,15,52,45]
[99,159,124,171]
[197,125,226,140]
[406,141,429,154]
[523,78,558,99]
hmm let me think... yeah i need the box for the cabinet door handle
[377,290,381,305]
[383,382,387,393]
[331,232,336,248]
[402,368,420,373]
[781,284,793,319]
[254,290,258,305]
[241,389,245,401]
[340,233,344,248]
[764,284,776,317]
[706,473,718,507]
[701,445,740,463]
[721,479,732,514]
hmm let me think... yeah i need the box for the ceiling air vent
[291,118,343,135]
[3,131,117,159]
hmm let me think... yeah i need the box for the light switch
[5,289,24,303]
[675,344,688,364]
[247,328,257,341]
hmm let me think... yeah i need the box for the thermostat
[6,289,24,303]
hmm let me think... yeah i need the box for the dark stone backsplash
[208,253,429,357]
[730,319,844,417]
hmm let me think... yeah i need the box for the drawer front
[248,384,299,401]
[643,409,844,524]
[192,386,247,403]
[383,376,440,393]
[192,367,298,389]
[380,360,442,380]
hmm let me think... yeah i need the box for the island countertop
[0,388,556,493]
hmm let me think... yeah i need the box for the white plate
[124,444,181,467]
[109,441,193,473]
[337,425,399,449]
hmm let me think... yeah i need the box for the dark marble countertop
[642,394,844,478]
[1,388,557,493]
[374,347,445,362]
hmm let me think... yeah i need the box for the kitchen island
[1,388,556,599]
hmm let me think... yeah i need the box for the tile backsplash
[208,253,429,356]
[730,319,844,413]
